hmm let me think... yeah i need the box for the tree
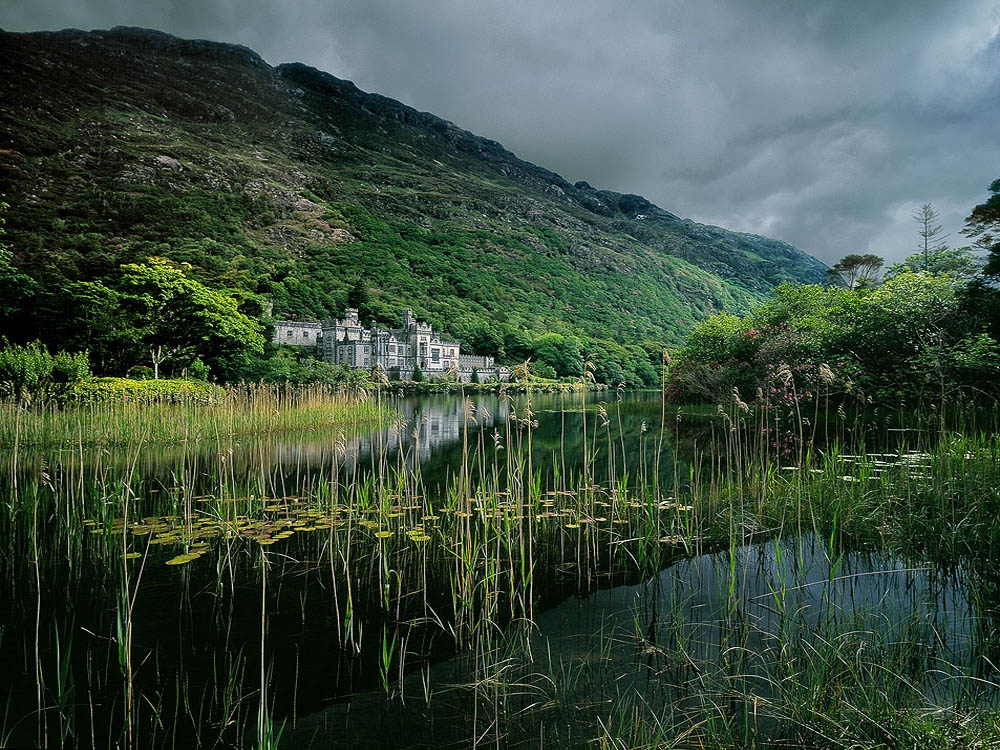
[667,272,997,405]
[962,178,1000,340]
[467,321,505,359]
[0,202,37,335]
[346,277,373,321]
[0,341,90,403]
[963,178,1000,277]
[914,203,950,271]
[827,253,884,289]
[532,333,584,377]
[885,246,980,280]
[118,257,265,378]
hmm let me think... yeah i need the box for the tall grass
[0,383,998,748]
[0,382,390,448]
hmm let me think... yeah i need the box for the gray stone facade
[273,308,509,382]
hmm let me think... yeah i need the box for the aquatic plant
[0,386,998,748]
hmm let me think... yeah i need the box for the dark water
[0,391,996,748]
[289,535,991,747]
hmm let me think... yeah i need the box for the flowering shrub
[667,274,1000,407]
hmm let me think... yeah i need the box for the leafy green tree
[240,346,362,385]
[885,246,980,280]
[964,178,1000,277]
[503,328,535,363]
[827,253,884,289]
[962,279,1000,343]
[118,257,265,378]
[532,333,584,378]
[0,203,37,335]
[347,277,374,321]
[632,355,659,387]
[467,322,505,359]
[0,341,90,403]
[66,281,144,375]
[667,272,998,404]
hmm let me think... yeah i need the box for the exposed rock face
[155,155,183,171]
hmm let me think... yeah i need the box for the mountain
[0,26,828,384]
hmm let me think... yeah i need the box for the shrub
[0,341,91,403]
[71,377,226,404]
[667,274,1000,406]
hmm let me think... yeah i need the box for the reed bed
[0,386,998,748]
[0,382,390,448]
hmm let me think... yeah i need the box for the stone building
[272,308,508,382]
[275,320,322,347]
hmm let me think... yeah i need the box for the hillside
[0,26,828,383]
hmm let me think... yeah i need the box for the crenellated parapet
[276,308,507,381]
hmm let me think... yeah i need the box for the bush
[187,358,211,381]
[0,341,91,403]
[71,377,226,404]
[667,274,1000,405]
[238,347,366,387]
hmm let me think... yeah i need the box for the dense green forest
[0,27,828,386]
[667,179,1000,407]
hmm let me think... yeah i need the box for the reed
[0,382,389,448]
[0,385,998,748]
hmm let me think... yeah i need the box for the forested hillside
[0,26,828,383]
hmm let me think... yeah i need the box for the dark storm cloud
[2,0,999,264]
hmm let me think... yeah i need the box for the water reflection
[290,536,996,748]
[2,391,997,749]
[25,390,671,502]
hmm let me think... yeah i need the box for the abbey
[273,309,507,382]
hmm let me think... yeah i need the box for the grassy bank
[0,380,389,448]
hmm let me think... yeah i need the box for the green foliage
[186,358,210,381]
[411,363,425,383]
[531,333,584,378]
[0,204,34,324]
[71,377,226,404]
[826,253,884,289]
[964,177,1000,276]
[885,246,981,280]
[239,346,367,387]
[0,341,91,403]
[668,273,1000,404]
[116,256,266,378]
[0,32,831,387]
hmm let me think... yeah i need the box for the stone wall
[273,321,322,347]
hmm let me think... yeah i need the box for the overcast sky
[3,0,999,265]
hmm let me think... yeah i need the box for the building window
[303,331,309,338]
[431,348,440,363]
[286,330,293,338]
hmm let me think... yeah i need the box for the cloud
[2,0,999,264]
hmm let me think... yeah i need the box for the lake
[0,389,996,748]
